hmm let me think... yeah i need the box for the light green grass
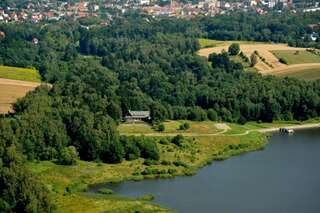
[119,120,219,135]
[277,67,320,81]
[271,50,320,65]
[0,65,41,82]
[198,38,264,49]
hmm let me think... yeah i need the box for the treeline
[197,11,320,48]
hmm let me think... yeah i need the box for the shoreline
[258,123,320,133]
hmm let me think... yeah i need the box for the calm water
[92,128,320,213]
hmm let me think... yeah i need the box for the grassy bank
[0,65,41,82]
[27,123,268,212]
[271,50,320,65]
[276,67,320,81]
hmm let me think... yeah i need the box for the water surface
[92,129,320,213]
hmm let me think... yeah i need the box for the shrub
[58,146,79,165]
[173,160,188,167]
[179,122,190,130]
[159,138,170,145]
[228,43,240,55]
[250,53,258,67]
[137,138,160,161]
[97,188,113,195]
[161,160,172,165]
[157,123,165,132]
[144,159,159,166]
[279,57,288,64]
[171,134,184,146]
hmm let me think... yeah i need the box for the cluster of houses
[0,1,107,23]
[1,0,320,23]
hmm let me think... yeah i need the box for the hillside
[198,40,320,80]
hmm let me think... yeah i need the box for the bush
[144,159,159,166]
[161,160,172,165]
[228,43,240,56]
[159,138,170,145]
[171,134,184,146]
[157,123,165,132]
[250,53,258,67]
[58,146,79,165]
[279,57,288,64]
[137,138,160,161]
[179,122,190,130]
[97,188,113,195]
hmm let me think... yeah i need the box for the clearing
[0,65,41,82]
[0,78,41,113]
[0,65,42,113]
[271,50,320,65]
[197,39,320,80]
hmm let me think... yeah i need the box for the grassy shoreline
[28,130,267,212]
[26,119,319,212]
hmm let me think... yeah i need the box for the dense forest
[0,11,320,212]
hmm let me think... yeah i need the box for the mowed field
[0,65,41,82]
[0,66,42,113]
[197,39,320,80]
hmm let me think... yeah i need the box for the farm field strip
[0,78,41,113]
[198,42,320,78]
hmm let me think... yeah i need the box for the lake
[92,128,320,213]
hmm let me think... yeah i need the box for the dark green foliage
[171,134,185,146]
[207,109,219,121]
[157,123,165,132]
[279,57,288,64]
[97,188,114,195]
[0,121,55,213]
[250,53,258,67]
[228,43,240,55]
[179,122,190,130]
[120,136,141,161]
[137,138,160,161]
[120,136,160,161]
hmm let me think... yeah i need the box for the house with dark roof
[125,110,151,122]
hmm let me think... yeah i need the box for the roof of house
[126,110,150,118]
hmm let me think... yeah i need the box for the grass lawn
[276,67,320,81]
[119,120,220,135]
[198,38,264,49]
[271,50,320,65]
[0,65,41,82]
